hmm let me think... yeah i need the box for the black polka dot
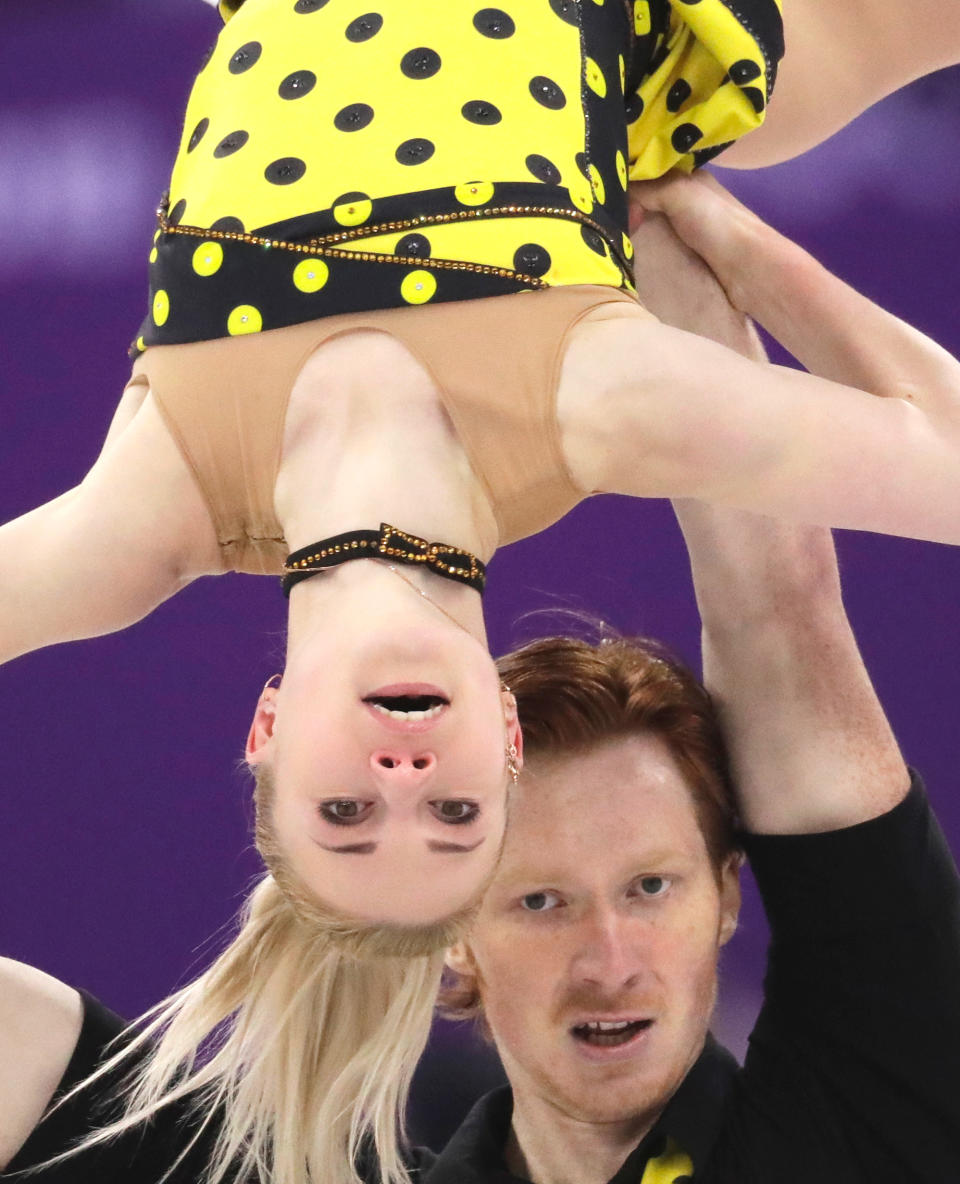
[548,0,579,24]
[335,102,375,130]
[729,58,762,84]
[346,13,383,41]
[395,138,435,165]
[228,41,262,74]
[514,243,552,276]
[187,118,209,153]
[265,156,307,185]
[397,233,431,257]
[529,76,566,109]
[213,130,249,158]
[279,69,317,99]
[473,8,515,37]
[168,198,187,226]
[671,123,703,153]
[525,154,561,184]
[742,86,765,113]
[574,151,589,176]
[462,99,502,125]
[294,0,330,10]
[626,93,644,122]
[211,215,245,233]
[580,225,607,256]
[666,79,691,112]
[401,47,442,78]
[334,190,369,207]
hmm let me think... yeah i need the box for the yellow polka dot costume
[136,0,782,352]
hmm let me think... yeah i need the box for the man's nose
[369,750,437,784]
[571,909,646,990]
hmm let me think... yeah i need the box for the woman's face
[247,616,520,925]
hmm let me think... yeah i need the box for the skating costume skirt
[133,0,783,354]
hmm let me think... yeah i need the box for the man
[421,182,960,1183]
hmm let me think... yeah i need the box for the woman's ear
[501,690,524,772]
[246,683,280,766]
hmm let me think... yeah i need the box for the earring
[506,742,520,784]
[262,673,282,694]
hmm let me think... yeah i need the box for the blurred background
[2,0,959,1150]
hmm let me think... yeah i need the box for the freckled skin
[458,734,739,1128]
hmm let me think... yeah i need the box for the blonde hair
[52,764,476,1184]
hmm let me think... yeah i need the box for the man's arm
[630,208,909,831]
[719,0,960,169]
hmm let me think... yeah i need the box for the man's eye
[634,875,671,898]
[318,800,371,825]
[431,800,480,825]
[520,891,562,912]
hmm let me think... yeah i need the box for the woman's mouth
[363,685,450,730]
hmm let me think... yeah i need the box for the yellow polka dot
[136,336,147,352]
[616,150,628,190]
[401,270,437,304]
[192,241,224,277]
[228,305,263,335]
[588,164,606,205]
[591,0,604,5]
[333,197,373,227]
[152,289,170,327]
[153,229,162,244]
[149,247,158,264]
[622,232,634,260]
[455,181,494,207]
[569,181,594,215]
[619,54,625,94]
[293,257,330,293]
[634,0,651,36]
[585,58,606,98]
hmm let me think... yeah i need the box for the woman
[3,1,960,1182]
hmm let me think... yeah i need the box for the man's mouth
[571,1019,654,1048]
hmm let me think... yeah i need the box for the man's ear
[718,853,742,947]
[445,940,477,978]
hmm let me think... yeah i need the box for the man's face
[454,734,740,1127]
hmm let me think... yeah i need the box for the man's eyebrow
[317,838,486,855]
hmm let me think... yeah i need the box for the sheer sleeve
[626,0,784,178]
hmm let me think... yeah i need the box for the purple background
[3,0,959,1148]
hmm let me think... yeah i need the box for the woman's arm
[719,0,960,168]
[0,387,218,667]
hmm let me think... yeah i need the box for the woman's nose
[370,750,437,781]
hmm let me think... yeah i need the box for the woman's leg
[719,0,960,168]
[0,958,82,1168]
[556,181,960,544]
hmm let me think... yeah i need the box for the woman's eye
[431,800,480,825]
[318,800,371,825]
[520,891,562,913]
[634,875,671,898]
